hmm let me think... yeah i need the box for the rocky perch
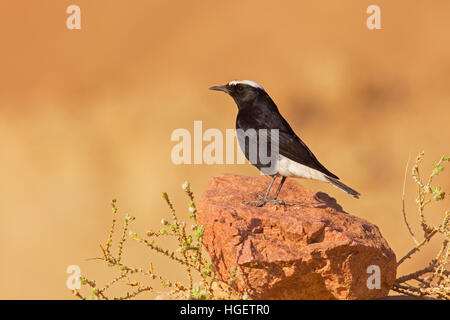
[197,174,397,300]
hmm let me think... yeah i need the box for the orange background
[0,0,449,299]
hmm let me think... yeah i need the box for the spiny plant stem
[394,152,450,299]
[74,183,242,300]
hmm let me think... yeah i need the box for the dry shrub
[393,152,449,299]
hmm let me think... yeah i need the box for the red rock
[197,174,397,300]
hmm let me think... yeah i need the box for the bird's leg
[272,176,286,200]
[265,176,286,205]
[258,176,286,205]
[246,175,277,207]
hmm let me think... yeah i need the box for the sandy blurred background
[0,0,449,299]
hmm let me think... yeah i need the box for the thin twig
[402,154,418,244]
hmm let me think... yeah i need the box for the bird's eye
[236,84,243,91]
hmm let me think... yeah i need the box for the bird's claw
[245,199,285,207]
[266,199,285,205]
[245,200,265,207]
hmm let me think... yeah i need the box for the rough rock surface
[198,174,397,300]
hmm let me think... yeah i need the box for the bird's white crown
[228,80,265,91]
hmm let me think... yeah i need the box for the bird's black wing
[275,129,339,179]
[236,100,339,180]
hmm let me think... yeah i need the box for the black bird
[210,80,360,206]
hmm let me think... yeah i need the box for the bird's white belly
[276,155,328,182]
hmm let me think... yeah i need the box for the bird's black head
[209,80,266,108]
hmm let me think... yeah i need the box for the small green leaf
[194,225,204,238]
[432,186,445,201]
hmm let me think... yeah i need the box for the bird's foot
[245,200,266,207]
[245,199,285,207]
[266,199,285,205]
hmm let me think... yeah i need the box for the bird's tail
[325,176,360,199]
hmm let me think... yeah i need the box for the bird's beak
[209,85,229,94]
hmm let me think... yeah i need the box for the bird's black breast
[235,93,339,179]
